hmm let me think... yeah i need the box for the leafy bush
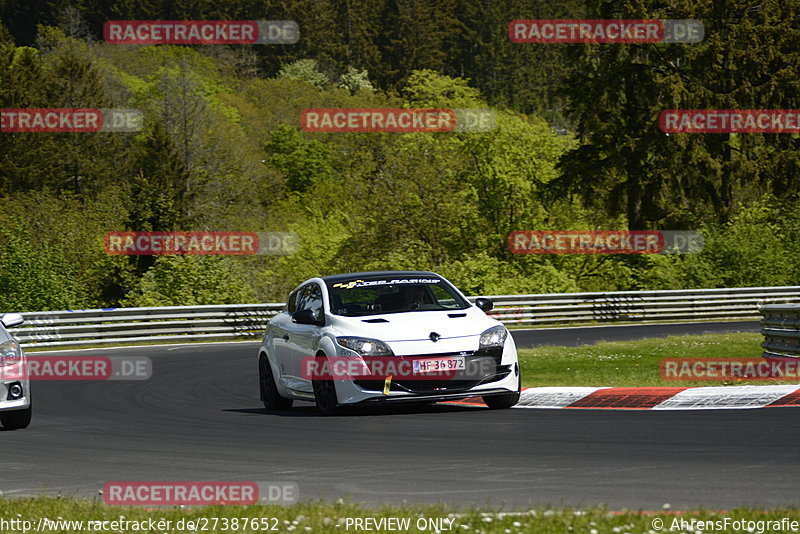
[338,66,374,94]
[636,201,800,289]
[124,256,257,307]
[264,125,333,192]
[277,59,329,89]
[436,253,577,296]
[0,226,86,312]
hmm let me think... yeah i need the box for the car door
[283,283,325,392]
[270,289,298,383]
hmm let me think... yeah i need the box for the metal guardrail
[7,286,800,349]
[11,304,285,349]
[483,286,800,325]
[760,304,800,359]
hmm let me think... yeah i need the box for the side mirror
[474,298,494,312]
[293,308,324,326]
[1,313,24,328]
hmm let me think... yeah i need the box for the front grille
[353,346,509,394]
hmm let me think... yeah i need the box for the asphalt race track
[4,320,798,510]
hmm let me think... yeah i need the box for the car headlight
[479,325,507,349]
[336,337,394,357]
[0,340,21,367]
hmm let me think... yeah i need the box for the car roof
[320,270,440,284]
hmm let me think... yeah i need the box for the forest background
[0,0,798,311]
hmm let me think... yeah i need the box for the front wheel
[312,356,339,416]
[259,355,293,411]
[0,404,31,430]
[483,375,521,410]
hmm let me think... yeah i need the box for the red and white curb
[446,385,800,410]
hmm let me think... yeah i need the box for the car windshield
[326,277,470,317]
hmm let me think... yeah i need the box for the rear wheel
[259,355,293,411]
[483,374,521,410]
[312,355,339,416]
[0,404,31,430]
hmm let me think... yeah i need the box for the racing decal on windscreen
[332,278,442,290]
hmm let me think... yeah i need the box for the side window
[296,284,323,314]
[286,290,298,314]
[430,285,459,309]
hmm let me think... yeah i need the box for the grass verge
[1,498,799,534]
[517,332,783,388]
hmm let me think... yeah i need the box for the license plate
[412,356,465,373]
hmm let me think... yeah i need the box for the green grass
[0,498,798,534]
[517,332,779,388]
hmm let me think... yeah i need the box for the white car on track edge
[0,313,31,429]
[258,271,520,415]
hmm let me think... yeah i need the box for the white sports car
[258,271,520,415]
[0,313,31,429]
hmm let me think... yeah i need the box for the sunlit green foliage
[0,1,798,311]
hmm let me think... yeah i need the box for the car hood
[328,307,500,355]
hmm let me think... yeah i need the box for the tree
[338,66,374,94]
[277,59,329,89]
[0,225,85,311]
[336,0,385,78]
[378,0,458,88]
[552,0,800,229]
[124,256,256,306]
[264,124,333,193]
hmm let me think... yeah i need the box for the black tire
[483,374,521,410]
[1,404,31,430]
[259,355,293,411]
[312,355,339,415]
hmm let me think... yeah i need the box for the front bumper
[0,376,30,411]
[352,347,510,394]
[334,346,519,405]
